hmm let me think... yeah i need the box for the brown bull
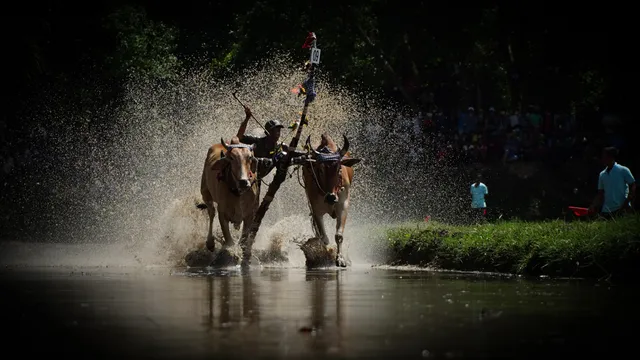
[302,133,361,267]
[198,136,260,262]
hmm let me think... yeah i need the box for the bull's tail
[196,203,208,210]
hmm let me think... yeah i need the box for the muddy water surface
[1,267,634,358]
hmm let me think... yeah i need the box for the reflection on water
[0,267,636,358]
[304,271,343,354]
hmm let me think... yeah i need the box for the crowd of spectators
[401,105,627,168]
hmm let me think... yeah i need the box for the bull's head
[305,134,361,205]
[212,137,258,191]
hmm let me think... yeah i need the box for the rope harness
[292,148,345,239]
[225,143,254,150]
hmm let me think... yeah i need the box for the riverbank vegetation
[385,215,640,280]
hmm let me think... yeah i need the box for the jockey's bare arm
[236,106,252,139]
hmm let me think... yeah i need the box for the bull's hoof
[241,256,251,270]
[300,238,335,269]
[185,248,214,267]
[335,255,347,268]
[210,249,240,267]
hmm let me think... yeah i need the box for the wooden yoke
[241,33,320,263]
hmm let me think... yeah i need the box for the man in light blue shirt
[590,147,636,216]
[470,176,488,221]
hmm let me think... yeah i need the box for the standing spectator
[498,110,509,133]
[589,147,636,217]
[457,108,468,135]
[467,107,478,134]
[434,110,448,133]
[526,107,542,140]
[526,107,542,130]
[486,107,498,135]
[470,175,489,222]
[412,112,422,141]
[423,112,435,133]
[479,137,488,162]
[509,110,521,131]
[502,131,520,164]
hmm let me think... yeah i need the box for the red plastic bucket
[568,206,589,217]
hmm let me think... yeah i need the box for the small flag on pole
[302,32,316,49]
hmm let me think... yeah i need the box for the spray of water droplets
[0,55,471,268]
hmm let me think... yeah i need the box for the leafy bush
[385,215,640,280]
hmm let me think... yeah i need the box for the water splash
[1,55,467,268]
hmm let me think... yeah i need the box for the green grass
[385,215,640,280]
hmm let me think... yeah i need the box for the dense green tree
[6,1,627,116]
[104,5,180,81]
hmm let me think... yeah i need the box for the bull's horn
[306,135,320,156]
[339,134,350,157]
[220,137,229,151]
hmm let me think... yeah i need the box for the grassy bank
[385,215,640,280]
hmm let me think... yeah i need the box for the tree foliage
[104,5,180,81]
[6,1,632,120]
